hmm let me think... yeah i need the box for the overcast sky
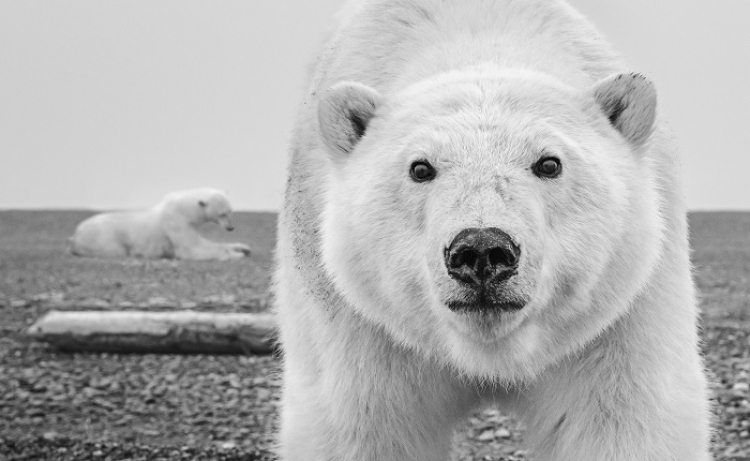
[1,1,748,211]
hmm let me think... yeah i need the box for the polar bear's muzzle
[443,227,525,313]
[218,216,235,231]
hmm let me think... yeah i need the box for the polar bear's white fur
[69,188,251,261]
[275,1,711,460]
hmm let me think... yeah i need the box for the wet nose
[444,227,520,285]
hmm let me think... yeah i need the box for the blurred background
[1,0,749,211]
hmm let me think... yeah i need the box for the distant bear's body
[274,1,711,460]
[70,188,251,261]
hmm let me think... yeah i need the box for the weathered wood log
[27,310,277,354]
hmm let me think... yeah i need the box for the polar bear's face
[319,70,662,381]
[198,193,235,231]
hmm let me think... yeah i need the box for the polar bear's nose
[444,228,520,285]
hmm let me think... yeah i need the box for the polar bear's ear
[318,81,382,158]
[592,72,657,147]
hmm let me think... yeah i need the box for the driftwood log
[27,310,277,354]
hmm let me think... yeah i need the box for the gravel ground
[2,302,748,461]
[0,437,272,461]
[1,211,749,460]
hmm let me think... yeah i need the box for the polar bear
[69,188,251,261]
[274,1,711,460]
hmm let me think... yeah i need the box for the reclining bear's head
[317,68,664,382]
[196,190,235,231]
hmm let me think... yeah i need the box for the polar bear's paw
[227,243,251,258]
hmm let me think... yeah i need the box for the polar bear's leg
[172,235,250,261]
[276,275,481,461]
[164,220,250,261]
[279,326,479,461]
[517,327,709,460]
[514,278,710,461]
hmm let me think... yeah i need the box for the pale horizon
[2,1,749,212]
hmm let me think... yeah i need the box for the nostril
[460,249,478,268]
[487,247,508,267]
[449,246,478,269]
[488,246,520,268]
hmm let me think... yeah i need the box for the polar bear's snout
[443,227,520,287]
[217,216,235,231]
[442,227,526,313]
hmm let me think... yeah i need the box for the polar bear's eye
[410,161,437,182]
[533,157,562,179]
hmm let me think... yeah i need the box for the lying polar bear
[69,188,251,261]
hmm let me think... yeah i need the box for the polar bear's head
[196,190,235,231]
[165,188,236,230]
[317,69,665,382]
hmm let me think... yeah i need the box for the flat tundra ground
[0,210,748,461]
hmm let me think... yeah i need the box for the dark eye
[410,161,436,182]
[533,157,562,178]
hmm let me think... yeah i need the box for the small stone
[477,429,495,441]
[10,299,28,308]
[733,382,750,392]
[222,373,241,388]
[42,431,60,441]
[27,408,45,418]
[219,441,238,449]
[495,428,512,438]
